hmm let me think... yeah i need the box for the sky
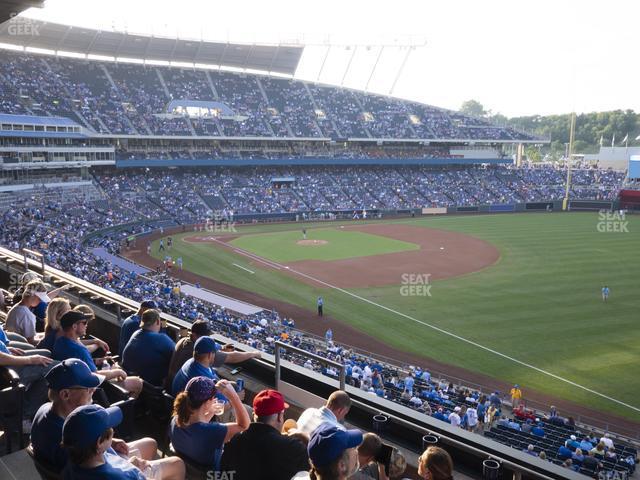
[18,0,640,117]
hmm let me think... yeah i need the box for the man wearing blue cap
[122,309,175,386]
[171,336,260,395]
[306,425,363,480]
[118,300,158,357]
[32,359,177,476]
[62,404,185,479]
[31,358,105,470]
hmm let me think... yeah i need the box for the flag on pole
[611,134,615,147]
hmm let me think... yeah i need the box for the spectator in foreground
[171,336,260,395]
[351,432,389,480]
[220,389,309,480]
[122,309,175,386]
[61,404,185,480]
[166,319,211,386]
[418,446,454,480]
[52,311,142,397]
[305,425,363,480]
[0,325,53,423]
[37,297,71,351]
[31,358,105,471]
[118,300,158,357]
[297,390,351,435]
[31,358,167,475]
[5,280,48,346]
[170,376,249,470]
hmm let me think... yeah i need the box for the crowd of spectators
[0,49,536,141]
[94,164,627,214]
[0,164,634,479]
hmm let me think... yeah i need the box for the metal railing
[274,341,345,391]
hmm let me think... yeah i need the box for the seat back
[0,366,25,453]
[26,445,62,480]
[168,443,210,480]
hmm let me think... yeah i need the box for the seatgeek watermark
[596,210,629,233]
[205,210,237,234]
[400,273,432,297]
[206,472,236,480]
[7,13,40,36]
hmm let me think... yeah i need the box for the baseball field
[138,212,640,426]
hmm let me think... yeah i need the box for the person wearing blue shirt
[404,374,415,396]
[565,434,581,450]
[53,311,142,397]
[118,300,157,357]
[531,422,545,437]
[122,309,175,386]
[432,408,448,422]
[579,437,594,451]
[33,359,179,476]
[172,337,220,395]
[170,376,249,469]
[61,404,185,480]
[557,445,572,461]
[31,358,106,471]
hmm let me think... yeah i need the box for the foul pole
[563,112,576,211]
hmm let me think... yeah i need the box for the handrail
[22,248,45,274]
[275,340,345,391]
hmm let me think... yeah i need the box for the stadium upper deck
[0,47,539,142]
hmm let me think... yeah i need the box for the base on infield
[296,239,329,246]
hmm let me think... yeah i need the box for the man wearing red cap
[220,389,309,480]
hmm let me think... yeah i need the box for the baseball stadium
[0,1,638,479]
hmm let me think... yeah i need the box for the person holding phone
[350,433,390,480]
[170,376,249,471]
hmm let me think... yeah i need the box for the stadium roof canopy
[0,19,304,75]
[0,0,44,24]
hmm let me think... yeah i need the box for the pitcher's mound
[297,239,328,246]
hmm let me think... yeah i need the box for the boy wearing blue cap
[307,425,363,480]
[62,404,185,480]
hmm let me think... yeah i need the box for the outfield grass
[229,227,418,262]
[152,213,640,421]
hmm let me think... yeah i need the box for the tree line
[460,100,640,159]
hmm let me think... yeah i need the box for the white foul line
[214,234,640,414]
[232,263,255,274]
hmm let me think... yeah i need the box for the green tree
[460,99,487,117]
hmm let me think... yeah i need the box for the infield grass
[229,227,418,262]
[152,213,640,422]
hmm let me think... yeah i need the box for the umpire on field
[317,296,324,316]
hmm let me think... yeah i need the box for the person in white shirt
[297,390,351,435]
[6,280,49,346]
[409,395,423,408]
[600,433,614,450]
[448,407,462,427]
[465,406,479,432]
